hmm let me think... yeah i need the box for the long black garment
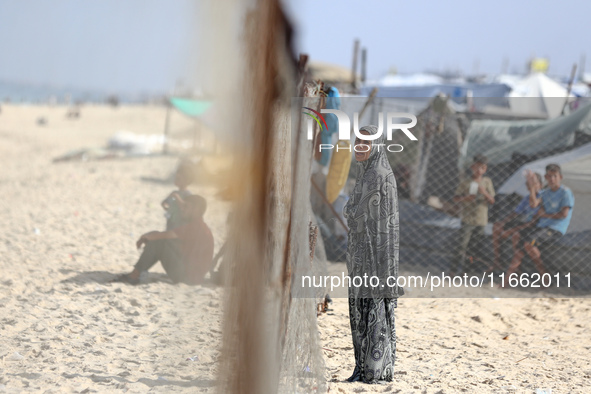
[344,125,400,383]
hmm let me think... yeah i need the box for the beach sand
[319,269,591,393]
[0,104,228,392]
[1,104,590,393]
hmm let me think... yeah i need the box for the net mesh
[314,96,591,296]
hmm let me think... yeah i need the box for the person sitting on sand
[489,171,543,272]
[114,195,214,285]
[162,160,196,231]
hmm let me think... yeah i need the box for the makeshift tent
[499,142,591,234]
[459,102,591,187]
[508,73,574,118]
[460,119,547,169]
[409,96,466,204]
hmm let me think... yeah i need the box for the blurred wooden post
[279,54,309,348]
[297,54,309,93]
[163,100,171,154]
[351,39,360,91]
[220,1,296,393]
[361,47,367,84]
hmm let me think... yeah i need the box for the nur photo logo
[302,108,418,153]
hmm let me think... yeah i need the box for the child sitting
[504,164,574,286]
[490,171,542,272]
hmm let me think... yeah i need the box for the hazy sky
[287,0,590,79]
[0,0,589,94]
[0,0,198,94]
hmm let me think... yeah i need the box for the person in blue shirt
[504,164,575,286]
[490,172,543,272]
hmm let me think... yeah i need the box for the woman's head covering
[344,125,401,299]
[357,124,385,171]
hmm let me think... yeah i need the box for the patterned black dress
[344,125,401,383]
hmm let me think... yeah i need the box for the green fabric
[170,98,212,118]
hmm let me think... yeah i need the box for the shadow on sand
[61,270,173,285]
[60,372,216,389]
[140,175,174,185]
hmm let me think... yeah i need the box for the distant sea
[0,80,165,104]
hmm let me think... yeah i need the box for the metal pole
[163,100,171,154]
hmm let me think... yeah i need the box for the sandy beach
[319,276,591,393]
[0,105,228,392]
[1,104,591,393]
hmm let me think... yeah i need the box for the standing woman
[344,125,401,383]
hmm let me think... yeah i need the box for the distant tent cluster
[360,71,589,119]
[508,73,575,118]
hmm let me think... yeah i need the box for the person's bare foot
[127,269,141,281]
[112,269,141,285]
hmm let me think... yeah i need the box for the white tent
[508,73,574,119]
[375,73,444,87]
[498,142,591,233]
[493,74,522,89]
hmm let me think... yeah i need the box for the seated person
[162,160,196,230]
[504,164,574,285]
[490,171,543,271]
[115,195,214,285]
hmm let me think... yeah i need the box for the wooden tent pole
[561,63,577,116]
